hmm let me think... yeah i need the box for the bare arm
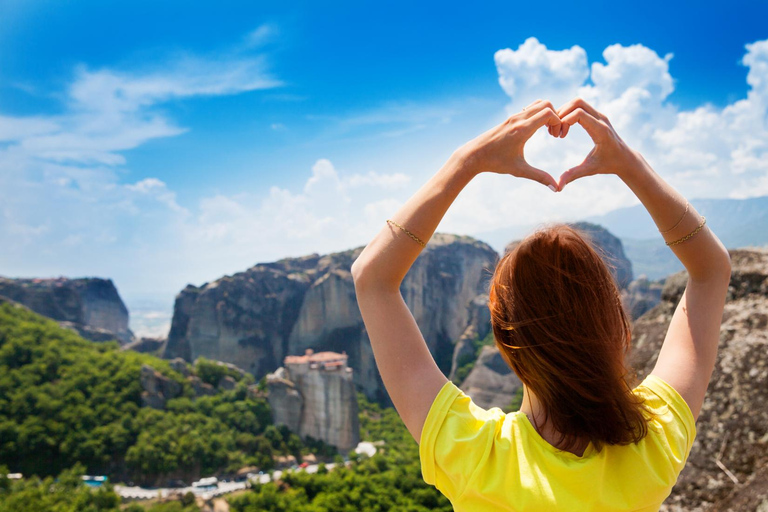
[352,100,562,441]
[557,98,732,420]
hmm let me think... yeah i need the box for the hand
[456,100,562,191]
[556,98,645,191]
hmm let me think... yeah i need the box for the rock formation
[267,349,360,453]
[122,337,165,354]
[629,248,768,511]
[140,364,183,410]
[621,274,665,320]
[0,276,134,344]
[164,233,499,403]
[460,345,523,410]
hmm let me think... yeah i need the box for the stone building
[266,349,360,453]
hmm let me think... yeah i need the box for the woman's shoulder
[633,374,697,461]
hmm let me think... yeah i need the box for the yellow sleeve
[640,374,698,466]
[419,380,504,501]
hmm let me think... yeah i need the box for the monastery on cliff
[266,349,360,452]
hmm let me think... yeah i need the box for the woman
[351,98,732,511]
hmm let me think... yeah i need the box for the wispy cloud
[243,23,279,48]
[0,27,282,290]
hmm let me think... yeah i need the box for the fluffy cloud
[184,159,410,265]
[495,37,589,111]
[450,37,768,242]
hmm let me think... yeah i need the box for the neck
[518,385,590,456]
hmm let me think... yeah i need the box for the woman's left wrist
[448,146,483,179]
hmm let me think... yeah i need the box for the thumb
[558,161,598,191]
[520,161,559,192]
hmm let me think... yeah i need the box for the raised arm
[351,100,562,441]
[557,98,732,421]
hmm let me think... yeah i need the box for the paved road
[114,440,379,501]
[114,462,346,500]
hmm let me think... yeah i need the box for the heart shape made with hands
[507,98,615,193]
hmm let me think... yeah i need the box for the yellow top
[419,374,696,512]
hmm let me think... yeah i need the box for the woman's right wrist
[618,148,653,185]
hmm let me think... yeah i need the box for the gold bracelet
[666,217,706,246]
[386,219,427,247]
[659,201,690,234]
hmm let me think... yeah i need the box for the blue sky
[2,1,768,336]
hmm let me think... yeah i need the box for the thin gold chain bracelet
[666,216,706,247]
[386,219,427,247]
[659,201,690,234]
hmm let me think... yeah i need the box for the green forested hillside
[0,299,305,485]
[227,394,452,512]
[0,298,451,511]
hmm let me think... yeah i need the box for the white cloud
[494,37,589,110]
[244,24,278,48]
[0,31,282,298]
[183,159,409,264]
[447,37,768,239]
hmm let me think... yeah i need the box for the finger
[523,107,561,136]
[557,97,606,121]
[559,108,605,142]
[558,160,598,190]
[520,161,559,191]
[560,122,570,138]
[507,99,544,125]
[522,99,556,119]
[548,124,557,137]
[522,99,544,112]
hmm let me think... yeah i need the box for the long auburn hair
[488,223,651,452]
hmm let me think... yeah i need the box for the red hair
[489,224,650,451]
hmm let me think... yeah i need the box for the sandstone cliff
[0,276,134,344]
[630,249,768,511]
[165,234,499,403]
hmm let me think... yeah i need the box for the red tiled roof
[284,350,347,365]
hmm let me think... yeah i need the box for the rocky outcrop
[122,337,165,354]
[621,275,665,320]
[267,350,359,453]
[165,234,499,403]
[460,345,523,410]
[140,364,183,410]
[0,277,134,344]
[169,358,191,377]
[267,367,304,434]
[448,294,493,381]
[629,249,768,511]
[188,376,216,397]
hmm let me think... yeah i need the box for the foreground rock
[164,234,499,403]
[0,276,134,344]
[267,350,360,453]
[630,248,768,511]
